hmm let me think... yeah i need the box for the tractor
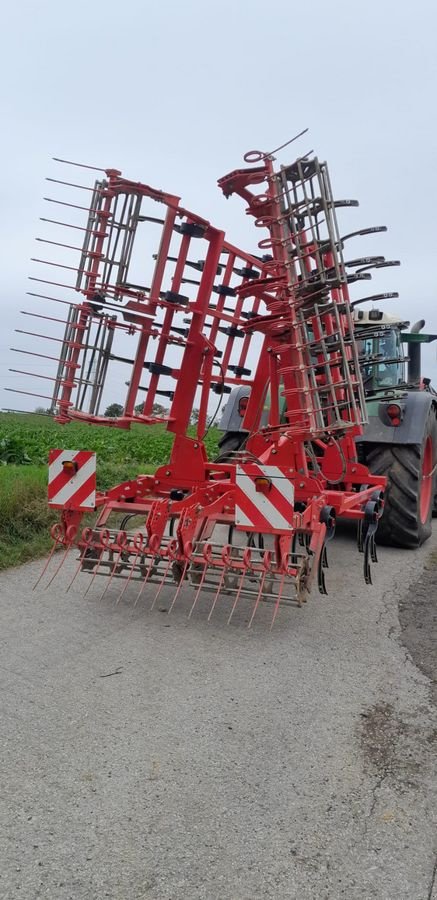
[217,309,437,548]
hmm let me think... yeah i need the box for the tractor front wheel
[366,409,437,548]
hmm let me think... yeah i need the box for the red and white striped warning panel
[235,464,294,533]
[48,450,96,511]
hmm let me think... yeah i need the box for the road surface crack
[428,854,437,900]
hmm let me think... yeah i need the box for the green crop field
[0,413,220,569]
[0,412,220,467]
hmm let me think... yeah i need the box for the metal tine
[11,347,61,362]
[116,533,145,604]
[28,276,79,291]
[35,237,85,252]
[65,529,94,593]
[207,551,231,622]
[247,568,268,629]
[40,216,104,235]
[83,530,110,597]
[46,177,104,193]
[52,157,107,173]
[33,530,63,589]
[43,197,101,214]
[150,555,175,611]
[9,368,70,386]
[31,257,88,276]
[98,533,128,603]
[187,561,210,619]
[45,540,73,589]
[167,559,190,615]
[227,564,249,625]
[4,387,54,400]
[270,572,287,630]
[133,552,159,607]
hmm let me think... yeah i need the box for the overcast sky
[1,0,437,412]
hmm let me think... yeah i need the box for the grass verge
[0,462,155,570]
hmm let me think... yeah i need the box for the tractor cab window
[359,328,405,391]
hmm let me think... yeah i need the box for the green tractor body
[218,310,437,547]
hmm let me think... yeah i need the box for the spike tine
[116,546,140,604]
[270,572,287,630]
[33,537,62,590]
[207,567,227,622]
[247,570,268,629]
[133,554,157,607]
[167,560,189,615]
[52,157,107,173]
[83,540,108,597]
[187,563,209,618]
[98,548,124,603]
[227,567,248,625]
[44,542,73,589]
[150,557,173,610]
[66,547,91,593]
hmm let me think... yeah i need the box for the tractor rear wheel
[215,431,246,462]
[366,408,437,548]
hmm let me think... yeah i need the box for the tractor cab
[354,309,409,395]
[354,308,437,395]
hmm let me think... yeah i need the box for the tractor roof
[353,308,409,329]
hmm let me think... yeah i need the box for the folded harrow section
[13,162,271,441]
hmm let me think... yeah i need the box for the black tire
[215,431,246,462]
[366,408,437,548]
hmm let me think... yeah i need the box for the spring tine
[65,529,94,593]
[133,553,156,606]
[116,548,140,604]
[150,557,174,610]
[83,531,110,597]
[66,552,88,593]
[270,572,287,630]
[98,546,125,603]
[207,566,228,622]
[83,549,105,597]
[45,541,72,588]
[167,560,189,615]
[33,535,62,589]
[227,567,248,625]
[247,569,268,629]
[116,534,144,604]
[187,562,209,618]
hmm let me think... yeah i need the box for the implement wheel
[366,408,437,548]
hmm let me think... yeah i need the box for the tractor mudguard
[357,392,437,447]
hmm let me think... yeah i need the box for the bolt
[194,443,199,449]
[165,470,171,476]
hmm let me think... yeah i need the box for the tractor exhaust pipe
[408,319,425,386]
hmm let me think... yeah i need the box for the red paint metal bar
[124,202,180,416]
[142,231,192,416]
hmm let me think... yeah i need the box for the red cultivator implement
[13,141,394,624]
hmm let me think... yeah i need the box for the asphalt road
[1,527,436,900]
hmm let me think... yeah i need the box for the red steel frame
[16,151,388,617]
